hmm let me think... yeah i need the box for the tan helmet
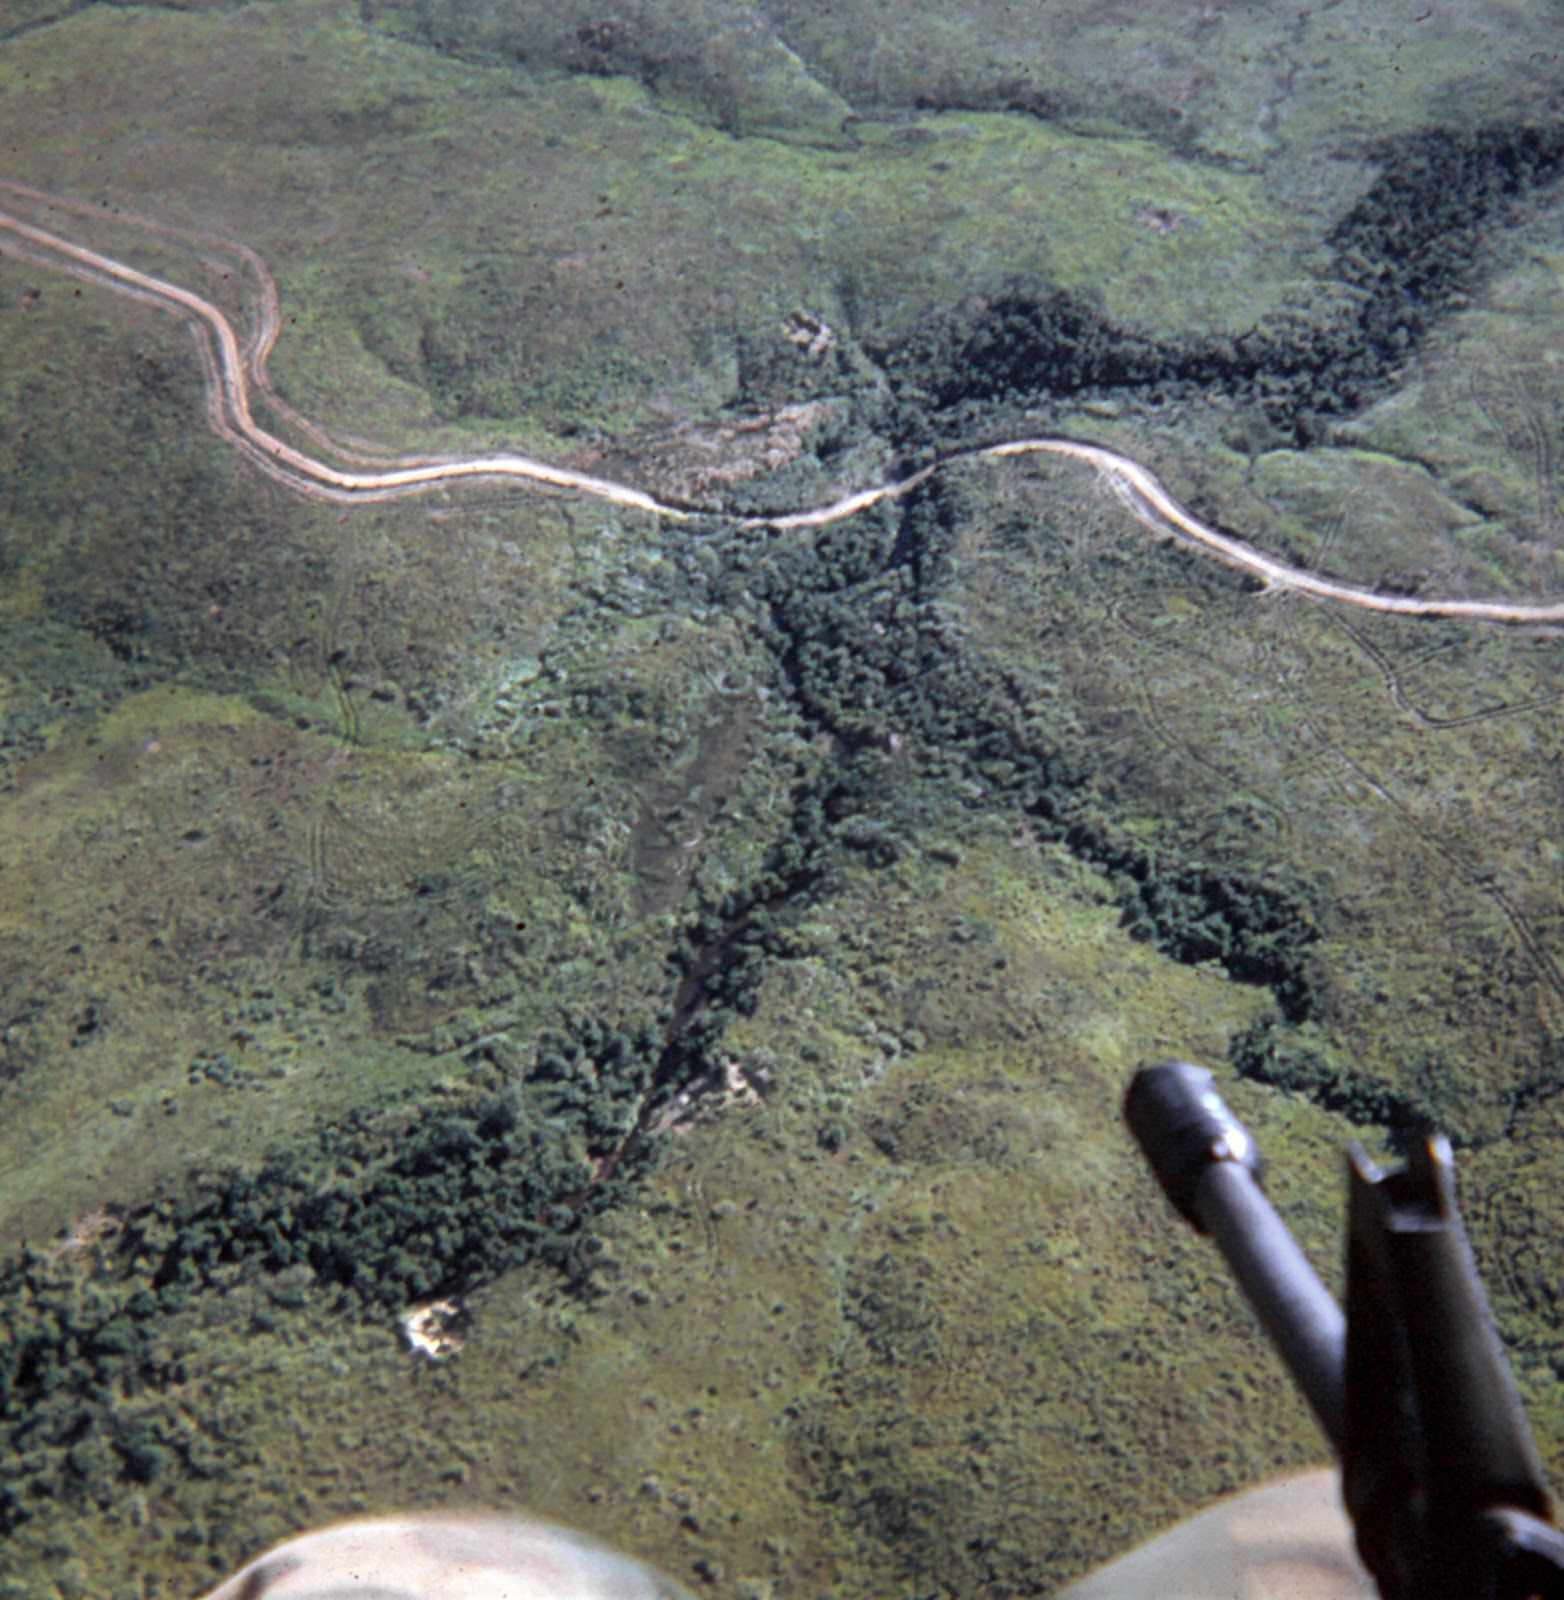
[1057,1469,1371,1599]
[194,1513,697,1600]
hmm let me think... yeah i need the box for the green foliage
[1083,836,1320,1021]
[884,124,1564,444]
[1228,1015,1426,1137]
[1328,126,1564,342]
[893,283,1171,418]
[0,1250,202,1530]
[705,483,1324,1020]
[409,259,647,428]
[0,1017,669,1534]
[555,137,1564,1072]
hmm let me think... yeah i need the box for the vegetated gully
[11,122,1564,1339]
[648,120,1564,1149]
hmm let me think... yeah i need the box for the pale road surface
[5,183,1564,628]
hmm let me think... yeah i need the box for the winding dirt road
[5,182,1563,626]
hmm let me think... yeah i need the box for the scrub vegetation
[0,1019,675,1533]
[2,2,1564,1594]
[888,124,1564,448]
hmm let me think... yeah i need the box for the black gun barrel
[1125,1060,1346,1453]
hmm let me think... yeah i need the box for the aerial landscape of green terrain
[2,0,1564,1594]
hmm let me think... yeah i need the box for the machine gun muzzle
[1125,1060,1564,1600]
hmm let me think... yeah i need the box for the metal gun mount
[1125,1060,1564,1600]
